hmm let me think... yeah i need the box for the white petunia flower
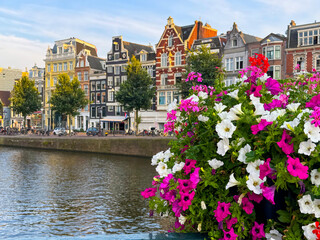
[311,169,320,187]
[163,148,173,162]
[298,140,316,156]
[250,94,261,106]
[187,94,199,102]
[230,103,244,116]
[172,162,185,173]
[208,158,224,169]
[265,229,283,240]
[214,103,227,113]
[246,174,265,194]
[198,115,209,122]
[286,103,301,112]
[151,151,164,165]
[260,73,269,82]
[226,173,240,189]
[178,215,186,225]
[246,159,264,178]
[227,111,240,121]
[167,99,178,112]
[302,223,317,240]
[241,75,248,82]
[228,89,239,100]
[216,120,236,139]
[238,144,251,163]
[281,118,300,131]
[254,104,269,116]
[201,201,206,210]
[198,91,208,99]
[217,138,230,156]
[298,195,314,214]
[304,121,320,143]
[218,111,229,120]
[156,162,172,178]
[197,223,202,232]
[313,199,320,218]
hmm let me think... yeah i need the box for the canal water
[0,147,164,239]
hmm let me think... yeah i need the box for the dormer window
[141,54,147,62]
[115,43,119,51]
[232,39,237,47]
[168,35,173,47]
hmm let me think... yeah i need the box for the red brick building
[286,20,320,77]
[155,17,217,112]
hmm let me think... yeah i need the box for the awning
[100,116,128,122]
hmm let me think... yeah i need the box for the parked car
[53,127,66,136]
[86,127,99,136]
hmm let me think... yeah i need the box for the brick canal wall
[0,136,173,158]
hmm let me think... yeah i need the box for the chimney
[197,20,203,40]
[290,20,296,27]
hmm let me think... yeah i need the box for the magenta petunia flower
[242,197,254,214]
[287,155,309,180]
[223,227,238,240]
[246,84,262,97]
[179,191,195,211]
[250,222,265,240]
[277,130,294,155]
[259,158,276,180]
[183,159,197,175]
[265,78,283,95]
[264,99,283,111]
[177,179,193,192]
[141,187,157,199]
[166,110,177,121]
[172,200,182,217]
[179,98,200,113]
[160,174,173,189]
[152,175,160,186]
[226,217,238,229]
[164,121,175,133]
[260,183,276,205]
[306,94,320,109]
[311,106,320,127]
[160,189,176,203]
[174,219,185,230]
[213,201,231,222]
[251,119,273,135]
[190,167,200,189]
[247,192,263,203]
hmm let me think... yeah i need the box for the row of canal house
[40,19,320,131]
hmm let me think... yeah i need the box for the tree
[116,56,155,134]
[179,45,224,98]
[10,76,41,127]
[49,73,88,135]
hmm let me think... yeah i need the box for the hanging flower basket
[142,54,320,240]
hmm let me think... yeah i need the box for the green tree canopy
[179,45,224,98]
[49,73,88,133]
[116,56,155,133]
[10,76,41,127]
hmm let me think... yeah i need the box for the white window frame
[161,53,168,67]
[235,57,243,70]
[161,74,168,85]
[141,54,147,62]
[168,35,173,47]
[175,52,181,66]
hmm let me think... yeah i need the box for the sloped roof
[123,41,154,58]
[174,24,195,41]
[242,33,262,44]
[193,36,227,48]
[87,55,106,71]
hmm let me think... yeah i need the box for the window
[108,91,114,101]
[116,106,121,116]
[84,85,88,95]
[108,106,114,112]
[232,39,237,47]
[91,82,96,91]
[115,77,121,87]
[91,92,95,102]
[316,55,320,70]
[266,46,274,60]
[96,81,101,90]
[107,66,113,73]
[121,65,126,72]
[102,92,106,103]
[114,53,119,60]
[251,48,259,57]
[141,54,147,62]
[115,44,119,51]
[297,57,305,71]
[96,93,101,103]
[175,52,181,66]
[161,74,168,85]
[47,64,51,72]
[275,46,281,59]
[168,35,173,47]
[58,63,62,71]
[46,78,50,87]
[298,29,320,46]
[101,80,106,89]
[53,64,57,72]
[91,107,96,118]
[84,71,88,81]
[64,62,67,71]
[235,57,243,70]
[167,91,172,104]
[108,77,113,86]
[147,68,153,77]
[175,73,182,84]
[54,77,57,85]
[159,92,165,105]
[274,66,281,79]
[84,105,88,111]
[80,60,84,67]
[225,58,234,71]
[69,61,73,70]
[115,66,120,75]
[161,53,168,67]
[267,66,274,78]
[77,72,82,81]
[173,91,180,103]
[121,76,127,82]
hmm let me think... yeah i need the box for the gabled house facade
[155,16,217,129]
[191,35,227,57]
[223,23,262,86]
[286,20,320,77]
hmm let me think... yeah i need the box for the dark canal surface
[0,147,164,239]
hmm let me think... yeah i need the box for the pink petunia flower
[260,183,276,205]
[183,159,197,175]
[222,227,238,240]
[179,191,196,211]
[172,200,182,217]
[226,217,238,229]
[250,222,265,240]
[311,106,320,127]
[242,197,254,214]
[251,119,273,135]
[264,99,283,111]
[306,94,320,109]
[190,167,200,189]
[277,130,294,155]
[287,155,309,180]
[265,78,283,95]
[259,158,276,180]
[141,187,157,199]
[177,179,193,193]
[213,201,231,222]
[246,84,262,97]
[247,192,263,203]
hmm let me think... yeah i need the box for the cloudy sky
[1,0,319,70]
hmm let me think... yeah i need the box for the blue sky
[1,0,320,70]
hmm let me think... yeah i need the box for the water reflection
[0,147,161,238]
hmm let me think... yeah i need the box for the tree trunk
[68,114,71,136]
[135,109,139,136]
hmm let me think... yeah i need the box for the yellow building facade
[44,38,97,130]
